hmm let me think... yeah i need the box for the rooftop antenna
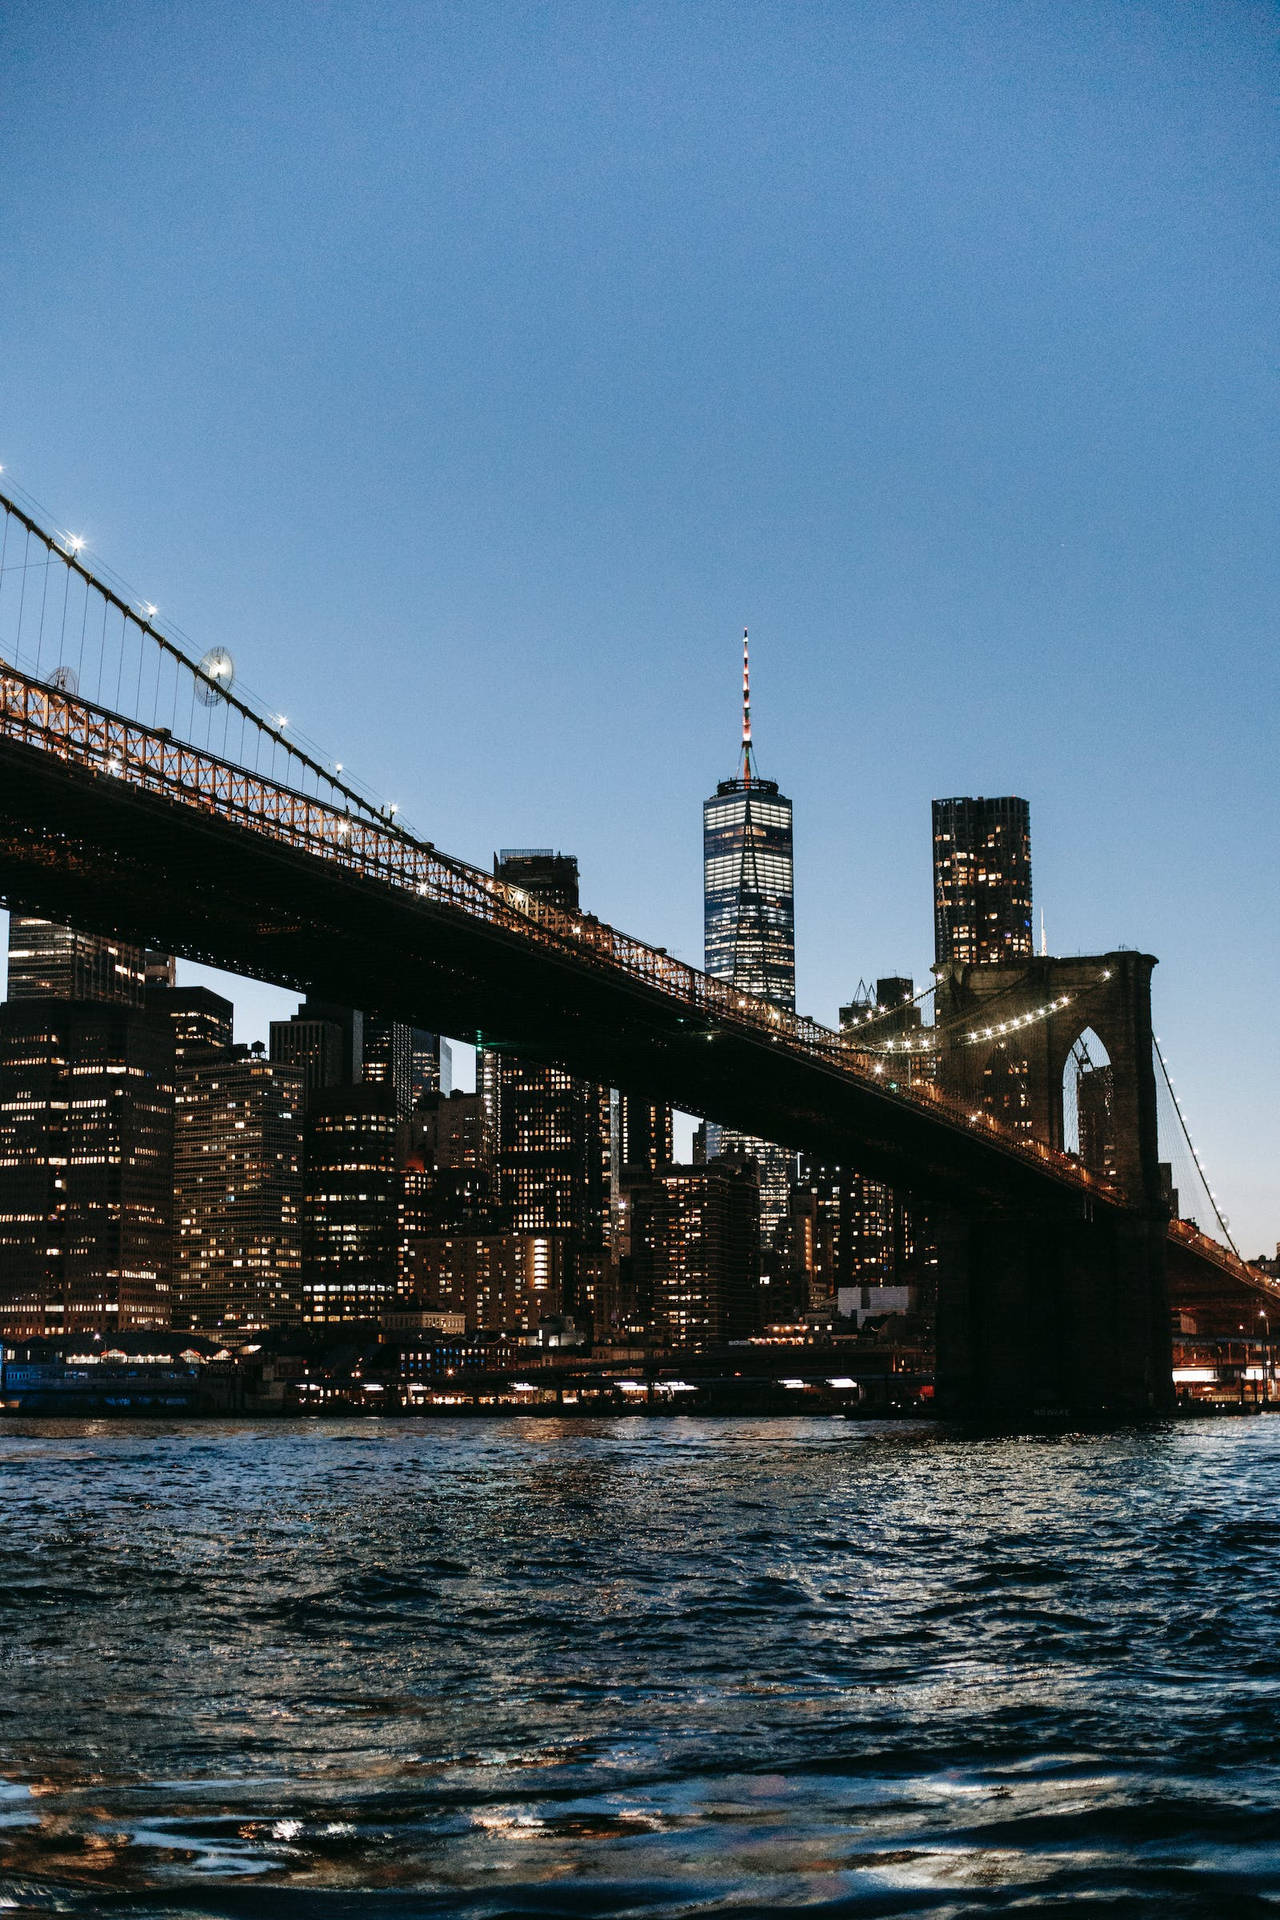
[740,628,754,782]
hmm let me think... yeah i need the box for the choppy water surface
[2,1416,1279,1917]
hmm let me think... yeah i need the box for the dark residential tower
[302,1081,403,1324]
[932,796,1032,966]
[0,999,174,1335]
[630,1159,760,1348]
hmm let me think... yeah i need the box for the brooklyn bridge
[0,484,1268,1415]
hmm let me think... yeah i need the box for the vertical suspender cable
[33,537,51,678]
[15,529,31,670]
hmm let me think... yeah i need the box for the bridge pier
[935,1204,1174,1419]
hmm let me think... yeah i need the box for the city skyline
[1,2,1275,1255]
[2,12,1278,1910]
[0,638,1269,1247]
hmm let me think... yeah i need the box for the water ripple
[1,1416,1279,1915]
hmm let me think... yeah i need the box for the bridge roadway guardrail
[1168,1218,1280,1297]
[0,658,1174,1218]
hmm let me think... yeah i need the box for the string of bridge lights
[863,966,1123,1058]
[861,992,1077,1055]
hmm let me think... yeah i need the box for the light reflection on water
[2,1415,1280,1915]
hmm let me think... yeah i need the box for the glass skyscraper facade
[701,634,796,1249]
[8,917,146,1006]
[703,780,796,1006]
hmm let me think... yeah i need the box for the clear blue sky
[1,2,1276,1247]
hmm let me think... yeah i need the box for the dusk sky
[1,2,1276,1245]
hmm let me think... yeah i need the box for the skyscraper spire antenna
[740,628,754,782]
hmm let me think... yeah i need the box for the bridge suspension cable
[0,477,404,833]
[1152,1034,1239,1255]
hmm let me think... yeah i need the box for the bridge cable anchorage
[0,479,399,833]
[1152,1034,1239,1256]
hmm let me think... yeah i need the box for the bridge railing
[0,657,1131,1210]
[1168,1218,1279,1296]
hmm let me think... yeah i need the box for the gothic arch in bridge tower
[1060,1026,1116,1178]
[933,950,1163,1208]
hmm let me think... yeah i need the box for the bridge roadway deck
[0,697,1125,1222]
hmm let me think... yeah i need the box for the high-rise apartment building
[146,984,234,1068]
[173,1049,303,1330]
[0,1000,174,1334]
[301,1082,403,1324]
[411,1029,448,1107]
[269,1004,349,1109]
[348,1020,445,1117]
[702,634,796,1246]
[630,1159,760,1347]
[786,1154,915,1305]
[617,1095,674,1179]
[7,917,146,1006]
[401,1229,569,1333]
[362,1017,413,1118]
[421,1089,487,1170]
[479,851,612,1249]
[932,796,1032,966]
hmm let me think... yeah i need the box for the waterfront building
[479,851,612,1248]
[402,1228,569,1333]
[173,1048,303,1330]
[301,1082,403,1324]
[7,916,146,1006]
[932,795,1032,966]
[629,1158,760,1347]
[0,999,174,1335]
[702,633,795,1247]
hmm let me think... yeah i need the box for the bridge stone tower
[930,950,1172,1416]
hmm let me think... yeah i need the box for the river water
[1,1415,1279,1916]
